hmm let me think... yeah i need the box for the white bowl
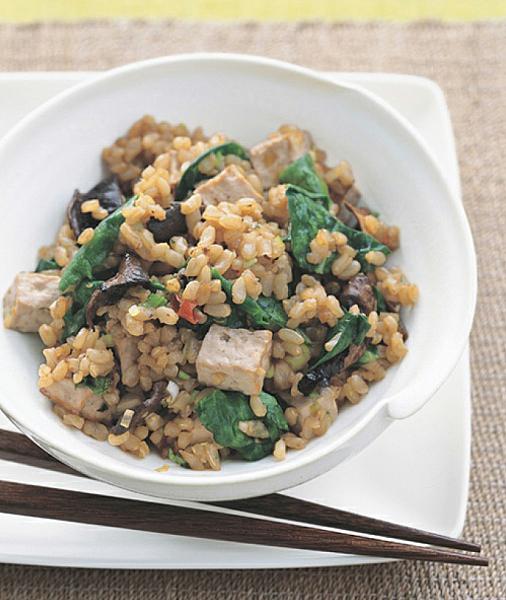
[0,54,476,501]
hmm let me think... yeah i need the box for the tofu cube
[3,272,61,332]
[196,325,272,395]
[250,128,312,189]
[196,165,263,206]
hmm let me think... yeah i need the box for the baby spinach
[62,279,103,339]
[253,295,289,330]
[196,390,288,461]
[175,142,249,201]
[337,223,391,271]
[279,153,329,200]
[260,392,290,434]
[299,312,370,394]
[59,197,134,293]
[286,186,390,274]
[309,312,370,370]
[287,186,336,274]
[211,269,287,331]
[373,286,387,312]
[35,258,59,272]
[79,375,110,396]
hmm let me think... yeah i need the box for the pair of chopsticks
[0,429,487,566]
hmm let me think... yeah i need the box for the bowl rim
[0,52,477,491]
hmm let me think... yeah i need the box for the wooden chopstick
[211,496,481,553]
[0,429,481,552]
[0,480,487,565]
[0,430,484,564]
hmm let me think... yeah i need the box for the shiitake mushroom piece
[86,251,150,328]
[147,203,187,242]
[67,176,124,237]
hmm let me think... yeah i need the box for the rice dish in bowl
[3,116,418,471]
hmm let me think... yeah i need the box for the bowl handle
[386,385,434,420]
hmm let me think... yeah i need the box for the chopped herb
[178,370,190,381]
[143,293,168,308]
[168,448,189,468]
[353,346,380,367]
[101,334,114,347]
[148,277,167,292]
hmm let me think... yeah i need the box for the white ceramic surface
[0,55,476,501]
[0,71,470,568]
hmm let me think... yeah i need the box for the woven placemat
[0,20,504,600]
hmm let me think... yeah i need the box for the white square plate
[0,71,470,569]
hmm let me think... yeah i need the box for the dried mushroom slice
[86,251,150,327]
[67,176,124,237]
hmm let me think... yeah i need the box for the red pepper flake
[175,296,199,324]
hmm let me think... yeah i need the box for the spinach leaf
[373,286,387,312]
[175,142,249,201]
[143,292,168,308]
[62,279,103,339]
[59,197,134,293]
[355,313,372,344]
[336,223,391,271]
[253,295,288,330]
[215,304,247,329]
[167,448,189,468]
[238,391,289,461]
[286,186,336,274]
[79,375,110,396]
[196,389,254,449]
[353,346,380,367]
[259,391,290,435]
[299,312,371,394]
[310,312,370,370]
[211,269,287,331]
[286,186,390,273]
[196,390,288,461]
[35,258,59,272]
[279,153,329,199]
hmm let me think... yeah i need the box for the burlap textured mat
[0,20,504,600]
